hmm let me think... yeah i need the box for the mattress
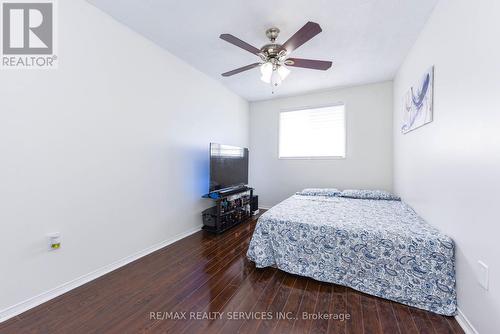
[247,194,457,316]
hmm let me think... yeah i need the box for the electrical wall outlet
[478,260,489,290]
[47,233,61,251]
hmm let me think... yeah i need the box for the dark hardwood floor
[0,213,464,334]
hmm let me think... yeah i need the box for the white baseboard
[0,224,203,323]
[455,307,478,334]
[259,206,272,210]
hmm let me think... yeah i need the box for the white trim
[0,224,203,323]
[259,206,272,210]
[455,307,478,334]
[278,101,346,113]
[278,156,346,160]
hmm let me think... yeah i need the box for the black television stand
[202,186,253,234]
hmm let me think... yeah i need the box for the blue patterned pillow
[296,188,340,197]
[339,189,400,201]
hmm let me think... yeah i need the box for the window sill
[278,156,346,160]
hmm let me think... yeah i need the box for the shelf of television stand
[205,213,252,234]
[220,201,251,216]
[202,187,254,234]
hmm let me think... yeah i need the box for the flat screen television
[209,143,249,193]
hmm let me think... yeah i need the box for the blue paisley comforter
[247,195,457,316]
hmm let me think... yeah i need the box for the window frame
[277,103,347,160]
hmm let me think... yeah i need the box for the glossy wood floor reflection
[0,213,463,334]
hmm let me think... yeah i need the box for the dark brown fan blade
[281,22,322,54]
[285,58,332,70]
[220,34,262,56]
[221,63,261,77]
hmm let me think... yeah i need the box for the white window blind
[279,105,346,158]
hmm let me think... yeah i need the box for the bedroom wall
[393,0,500,333]
[250,81,393,207]
[0,0,248,319]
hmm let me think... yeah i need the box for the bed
[247,191,457,316]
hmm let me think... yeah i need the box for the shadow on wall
[159,143,209,204]
[190,145,210,197]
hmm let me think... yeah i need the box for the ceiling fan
[219,22,332,90]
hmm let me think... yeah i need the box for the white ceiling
[88,0,438,101]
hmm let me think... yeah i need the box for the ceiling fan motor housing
[262,27,285,59]
[260,43,283,58]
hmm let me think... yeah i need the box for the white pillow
[339,189,400,201]
[296,188,340,197]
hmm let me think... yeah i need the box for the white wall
[250,82,393,207]
[0,0,248,316]
[393,0,500,332]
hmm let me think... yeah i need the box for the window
[279,104,346,159]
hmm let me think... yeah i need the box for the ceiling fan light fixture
[261,63,290,86]
[277,65,290,80]
[260,62,273,83]
[260,74,271,84]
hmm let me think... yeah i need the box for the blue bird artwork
[402,66,434,133]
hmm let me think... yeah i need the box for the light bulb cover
[260,62,273,83]
[277,65,290,80]
[271,70,282,87]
